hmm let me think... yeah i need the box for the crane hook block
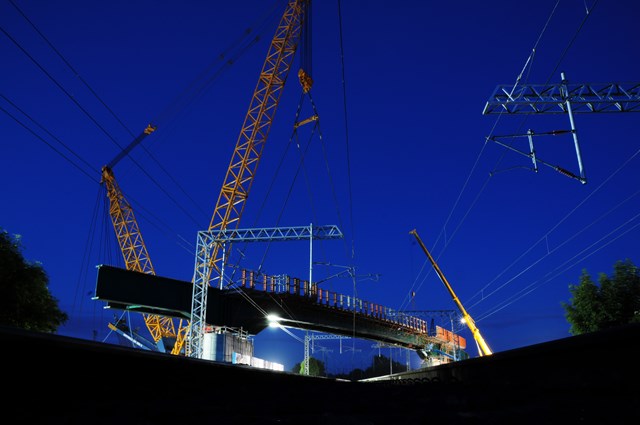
[298,69,313,93]
[144,124,157,135]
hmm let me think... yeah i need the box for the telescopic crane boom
[410,229,493,356]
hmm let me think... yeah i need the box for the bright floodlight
[267,314,281,328]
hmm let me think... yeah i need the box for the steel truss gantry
[482,73,640,184]
[189,224,343,359]
[303,332,351,376]
[483,79,640,115]
[370,341,412,373]
[203,224,343,243]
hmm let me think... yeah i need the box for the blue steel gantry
[483,73,640,184]
[190,224,343,359]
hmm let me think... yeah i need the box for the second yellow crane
[410,229,493,356]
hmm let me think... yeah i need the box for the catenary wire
[469,141,640,312]
[465,0,631,312]
[476,212,640,323]
[470,187,640,311]
[402,1,600,315]
[0,99,98,183]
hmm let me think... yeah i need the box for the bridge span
[94,264,466,356]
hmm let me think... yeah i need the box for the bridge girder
[94,265,451,351]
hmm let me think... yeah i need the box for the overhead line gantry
[483,73,640,184]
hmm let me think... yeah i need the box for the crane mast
[189,0,308,357]
[409,229,493,356]
[101,165,188,354]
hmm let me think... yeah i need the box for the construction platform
[2,322,638,424]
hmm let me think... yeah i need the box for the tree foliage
[334,354,407,381]
[291,357,326,376]
[562,259,640,335]
[291,354,409,380]
[0,229,68,332]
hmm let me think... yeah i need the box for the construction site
[1,0,639,422]
[92,0,493,368]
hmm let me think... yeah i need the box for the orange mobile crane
[102,0,310,357]
[101,125,188,355]
[410,229,493,356]
[188,0,310,357]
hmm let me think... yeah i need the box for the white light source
[267,314,281,328]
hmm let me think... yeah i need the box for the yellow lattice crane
[101,138,188,355]
[410,229,493,356]
[189,0,310,357]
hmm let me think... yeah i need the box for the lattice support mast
[303,333,351,376]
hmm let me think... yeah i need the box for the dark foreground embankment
[3,324,638,424]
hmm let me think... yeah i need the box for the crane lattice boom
[189,0,308,358]
[102,166,188,354]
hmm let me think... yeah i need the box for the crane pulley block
[298,68,313,93]
[144,123,157,135]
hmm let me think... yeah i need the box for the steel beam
[483,81,640,115]
[204,224,343,243]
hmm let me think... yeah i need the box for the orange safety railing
[235,268,465,344]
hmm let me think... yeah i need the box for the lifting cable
[299,90,351,281]
[208,83,319,324]
[337,0,359,346]
[228,2,319,283]
[222,72,353,325]
[337,0,356,265]
[260,94,319,321]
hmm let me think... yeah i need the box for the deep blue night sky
[1,0,638,372]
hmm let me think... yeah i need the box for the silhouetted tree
[333,355,407,381]
[0,229,68,332]
[562,259,640,335]
[291,357,326,376]
[369,354,407,377]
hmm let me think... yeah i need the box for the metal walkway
[94,264,466,355]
